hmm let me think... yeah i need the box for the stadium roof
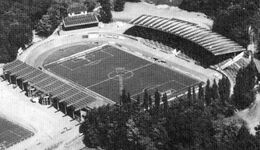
[129,15,246,56]
[3,60,114,110]
[63,13,98,28]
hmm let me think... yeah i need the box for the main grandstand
[2,14,250,121]
[125,15,246,67]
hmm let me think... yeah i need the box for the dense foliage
[83,0,97,12]
[80,76,260,149]
[97,0,113,23]
[114,0,125,12]
[232,61,257,110]
[0,0,67,63]
[36,2,68,36]
[179,0,260,47]
[0,0,37,63]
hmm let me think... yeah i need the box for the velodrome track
[19,32,217,82]
[18,31,221,103]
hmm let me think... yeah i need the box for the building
[62,6,99,31]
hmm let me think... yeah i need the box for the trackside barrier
[167,82,204,101]
[53,44,108,64]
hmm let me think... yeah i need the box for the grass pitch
[0,118,33,148]
[44,45,200,103]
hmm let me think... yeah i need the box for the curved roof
[129,15,246,56]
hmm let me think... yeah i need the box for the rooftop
[63,13,98,28]
[130,14,246,56]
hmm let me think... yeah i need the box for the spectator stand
[2,60,114,122]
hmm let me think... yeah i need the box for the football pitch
[0,118,33,149]
[44,45,200,103]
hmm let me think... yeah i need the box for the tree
[136,95,141,105]
[213,4,250,47]
[80,85,260,150]
[233,61,257,109]
[205,80,211,106]
[8,23,33,49]
[187,86,192,100]
[255,122,260,137]
[198,82,204,100]
[162,93,168,113]
[143,89,149,110]
[0,1,37,63]
[179,0,260,47]
[114,0,125,12]
[35,14,53,36]
[121,88,127,105]
[212,79,219,100]
[97,0,112,23]
[127,92,131,103]
[0,0,12,14]
[36,2,68,36]
[231,125,260,150]
[192,86,196,100]
[98,7,112,23]
[84,0,97,12]
[148,95,152,109]
[218,77,231,105]
[166,99,216,149]
[154,89,161,112]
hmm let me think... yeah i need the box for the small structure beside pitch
[62,6,99,31]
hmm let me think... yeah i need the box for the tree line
[80,60,260,149]
[179,0,260,48]
[0,0,143,63]
[0,0,68,63]
[79,78,260,149]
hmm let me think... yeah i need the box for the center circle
[108,67,134,81]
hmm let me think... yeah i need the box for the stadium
[2,8,251,122]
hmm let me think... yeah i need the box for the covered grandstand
[63,13,99,31]
[2,60,114,121]
[125,15,246,66]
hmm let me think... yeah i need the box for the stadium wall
[62,23,99,31]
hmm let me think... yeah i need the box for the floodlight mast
[119,74,123,105]
[116,67,125,105]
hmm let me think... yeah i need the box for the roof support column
[64,104,67,115]
[72,109,75,119]
[8,74,11,84]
